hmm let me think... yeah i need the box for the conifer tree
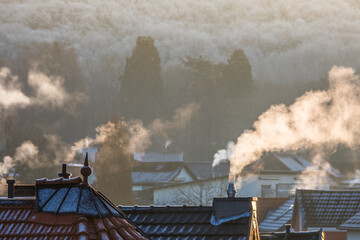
[119,36,164,124]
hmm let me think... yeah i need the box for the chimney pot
[7,179,15,198]
[58,163,72,179]
[285,224,291,235]
[227,182,237,198]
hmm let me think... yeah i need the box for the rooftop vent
[57,163,72,179]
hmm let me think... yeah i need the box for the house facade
[153,153,340,205]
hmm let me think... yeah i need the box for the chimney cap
[6,179,15,184]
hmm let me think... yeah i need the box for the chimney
[227,182,237,198]
[57,164,72,179]
[285,224,291,240]
[7,179,15,198]
[211,196,257,226]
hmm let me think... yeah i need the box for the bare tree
[157,178,228,206]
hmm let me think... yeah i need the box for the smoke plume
[70,103,199,155]
[213,66,360,180]
[0,67,78,111]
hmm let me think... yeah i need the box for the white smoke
[0,67,31,108]
[1,0,360,83]
[70,103,199,155]
[215,66,360,180]
[213,141,235,167]
[0,67,77,111]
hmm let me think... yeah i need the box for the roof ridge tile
[36,177,82,185]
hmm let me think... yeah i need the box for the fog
[1,0,360,201]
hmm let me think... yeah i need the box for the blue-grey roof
[36,177,123,218]
[259,198,294,231]
[132,170,182,184]
[134,152,183,162]
[293,189,360,228]
[339,210,360,230]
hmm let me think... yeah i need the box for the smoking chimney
[7,179,15,198]
[227,182,237,198]
[57,164,72,179]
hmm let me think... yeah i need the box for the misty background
[1,0,360,203]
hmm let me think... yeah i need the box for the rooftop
[292,189,360,228]
[259,198,294,231]
[0,154,148,240]
[119,197,259,240]
[260,227,324,240]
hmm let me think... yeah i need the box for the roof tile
[295,189,360,228]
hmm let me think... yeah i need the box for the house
[119,195,261,240]
[338,210,360,240]
[260,224,324,240]
[132,152,197,204]
[153,153,341,205]
[0,155,149,240]
[259,198,294,231]
[291,189,360,240]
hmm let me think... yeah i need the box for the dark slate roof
[186,162,230,180]
[292,189,360,228]
[187,153,340,181]
[134,152,184,162]
[36,177,122,218]
[259,198,294,231]
[119,197,258,240]
[132,161,197,184]
[260,229,324,240]
[339,210,360,230]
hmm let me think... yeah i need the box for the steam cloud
[213,66,360,181]
[0,67,77,111]
[70,103,199,155]
[1,0,360,83]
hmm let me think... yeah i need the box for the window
[261,185,274,197]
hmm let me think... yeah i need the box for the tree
[119,36,164,124]
[222,49,253,97]
[95,119,134,205]
[155,179,228,205]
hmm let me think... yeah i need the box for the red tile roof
[0,204,147,239]
[0,155,149,239]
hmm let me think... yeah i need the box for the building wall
[154,173,303,205]
[237,174,299,197]
[347,231,360,240]
[154,178,228,205]
[324,231,346,240]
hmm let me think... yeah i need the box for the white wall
[154,178,228,205]
[347,231,360,240]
